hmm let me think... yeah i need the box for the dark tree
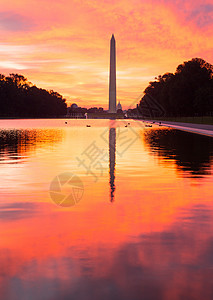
[0,73,67,118]
[139,58,213,117]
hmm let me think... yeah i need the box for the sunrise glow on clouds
[0,0,213,108]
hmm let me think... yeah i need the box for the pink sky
[0,0,213,109]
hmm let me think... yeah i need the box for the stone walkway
[147,120,213,137]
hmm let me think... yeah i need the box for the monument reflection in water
[109,127,116,202]
[1,119,213,300]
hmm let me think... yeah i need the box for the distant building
[70,103,78,110]
[117,101,122,111]
[66,103,86,118]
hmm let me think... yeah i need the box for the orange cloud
[0,0,213,108]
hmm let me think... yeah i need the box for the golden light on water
[0,119,213,299]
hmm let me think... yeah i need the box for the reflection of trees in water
[0,129,63,162]
[144,128,213,177]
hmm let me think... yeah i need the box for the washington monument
[109,34,116,113]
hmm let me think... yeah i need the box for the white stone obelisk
[109,34,116,113]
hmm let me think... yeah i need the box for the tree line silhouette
[0,74,67,118]
[139,58,213,117]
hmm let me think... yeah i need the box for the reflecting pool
[0,119,213,300]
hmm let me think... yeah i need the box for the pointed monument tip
[111,33,115,39]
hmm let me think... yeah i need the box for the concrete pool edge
[145,120,213,137]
